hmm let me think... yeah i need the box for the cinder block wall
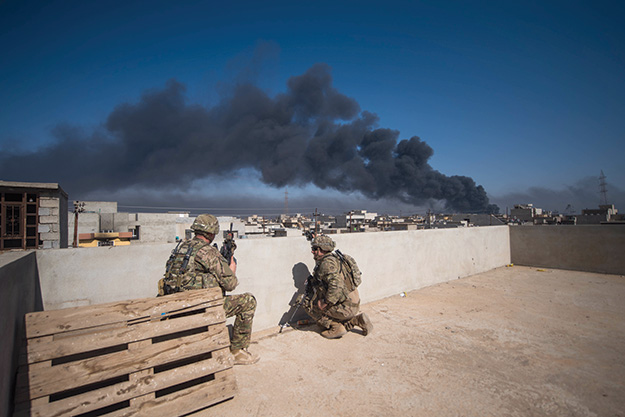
[34,226,511,331]
[39,192,68,249]
[510,225,625,275]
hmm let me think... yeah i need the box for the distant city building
[510,204,542,223]
[0,180,68,250]
[505,202,623,226]
[334,210,377,231]
[450,214,505,227]
[69,204,250,246]
[273,228,302,237]
[2,179,525,251]
[577,204,619,225]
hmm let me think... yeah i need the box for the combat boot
[348,313,373,336]
[321,322,347,339]
[231,348,260,365]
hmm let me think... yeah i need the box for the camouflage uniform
[304,235,372,339]
[305,251,361,329]
[163,236,256,351]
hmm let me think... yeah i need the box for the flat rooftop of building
[194,266,625,417]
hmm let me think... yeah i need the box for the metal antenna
[599,170,608,205]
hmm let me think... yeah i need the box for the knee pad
[246,292,257,311]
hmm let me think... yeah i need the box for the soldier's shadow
[278,263,317,332]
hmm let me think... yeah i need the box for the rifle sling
[175,245,195,289]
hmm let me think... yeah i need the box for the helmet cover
[311,235,335,252]
[191,214,220,235]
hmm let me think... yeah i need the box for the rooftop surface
[195,266,624,417]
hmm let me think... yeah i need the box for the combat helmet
[191,214,220,236]
[311,235,335,252]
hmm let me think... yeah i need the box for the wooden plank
[26,306,225,363]
[16,288,237,416]
[25,288,224,338]
[17,324,230,401]
[106,368,238,417]
[128,368,155,410]
[25,348,233,417]
[18,335,41,367]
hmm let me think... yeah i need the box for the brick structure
[0,181,68,250]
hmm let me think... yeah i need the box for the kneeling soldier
[161,214,259,365]
[304,235,372,339]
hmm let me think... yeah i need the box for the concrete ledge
[35,227,511,333]
[510,225,625,275]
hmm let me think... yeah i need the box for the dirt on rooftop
[194,266,625,417]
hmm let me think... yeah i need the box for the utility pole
[73,201,85,248]
[314,208,319,235]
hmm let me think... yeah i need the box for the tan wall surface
[510,225,625,275]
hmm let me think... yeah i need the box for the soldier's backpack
[158,241,197,295]
[334,249,362,292]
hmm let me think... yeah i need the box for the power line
[117,205,318,211]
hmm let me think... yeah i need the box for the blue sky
[1,0,624,216]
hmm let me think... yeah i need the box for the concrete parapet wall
[0,251,43,417]
[35,226,511,332]
[510,225,625,275]
[135,213,194,243]
[35,244,170,309]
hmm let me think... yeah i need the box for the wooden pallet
[14,287,237,417]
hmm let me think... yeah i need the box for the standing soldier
[304,235,373,339]
[160,214,259,365]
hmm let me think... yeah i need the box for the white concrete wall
[35,226,511,332]
[35,243,170,309]
[135,213,194,243]
[0,251,42,417]
[68,212,101,236]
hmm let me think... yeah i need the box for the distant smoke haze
[491,176,625,215]
[0,64,499,213]
[78,184,435,217]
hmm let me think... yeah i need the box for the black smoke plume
[0,63,498,214]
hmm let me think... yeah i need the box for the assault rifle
[279,276,314,333]
[334,249,345,262]
[220,223,237,265]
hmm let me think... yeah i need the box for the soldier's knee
[245,293,257,312]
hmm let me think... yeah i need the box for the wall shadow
[278,262,313,329]
[1,252,44,416]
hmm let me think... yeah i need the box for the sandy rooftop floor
[194,266,625,417]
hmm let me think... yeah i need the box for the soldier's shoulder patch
[318,255,340,274]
